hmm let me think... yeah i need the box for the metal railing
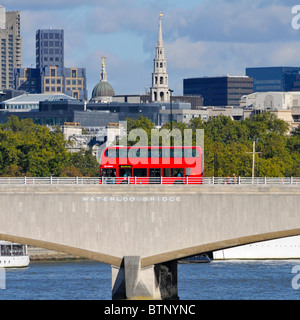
[0,176,299,185]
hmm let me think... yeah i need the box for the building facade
[15,29,87,100]
[0,93,76,112]
[0,6,22,90]
[183,76,253,107]
[36,29,64,71]
[246,67,300,92]
[240,91,300,129]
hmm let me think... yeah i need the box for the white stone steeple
[150,14,170,103]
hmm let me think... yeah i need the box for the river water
[0,260,300,300]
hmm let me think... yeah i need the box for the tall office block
[36,29,64,71]
[0,6,22,90]
[15,28,87,100]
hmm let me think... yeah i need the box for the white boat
[213,236,300,260]
[0,241,30,268]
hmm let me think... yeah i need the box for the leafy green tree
[0,116,100,177]
[67,149,99,177]
[121,113,300,177]
[125,116,156,146]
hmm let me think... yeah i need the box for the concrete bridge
[0,184,299,299]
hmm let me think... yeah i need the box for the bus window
[163,168,169,177]
[149,168,161,177]
[119,166,132,177]
[105,148,119,158]
[171,168,184,177]
[134,168,147,177]
[101,168,116,177]
[149,149,161,158]
[192,148,199,157]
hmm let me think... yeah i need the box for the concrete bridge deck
[0,184,299,299]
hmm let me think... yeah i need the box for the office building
[15,29,87,100]
[240,91,300,129]
[246,67,300,92]
[0,93,75,112]
[183,76,253,107]
[0,6,22,90]
[36,29,64,71]
[14,68,40,93]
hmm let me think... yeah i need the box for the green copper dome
[91,57,115,100]
[91,81,115,99]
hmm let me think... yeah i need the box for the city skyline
[4,0,300,98]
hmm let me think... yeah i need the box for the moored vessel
[0,241,30,268]
[213,236,300,260]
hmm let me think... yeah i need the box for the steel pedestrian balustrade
[0,177,299,185]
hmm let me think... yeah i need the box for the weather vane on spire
[102,56,106,68]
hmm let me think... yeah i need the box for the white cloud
[165,38,300,93]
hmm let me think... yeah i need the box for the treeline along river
[0,259,300,300]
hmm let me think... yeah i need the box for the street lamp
[246,140,261,183]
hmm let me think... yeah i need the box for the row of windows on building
[42,78,83,85]
[39,48,63,54]
[43,86,84,93]
[36,32,62,40]
[5,104,39,110]
[14,65,87,100]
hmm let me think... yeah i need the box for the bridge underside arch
[1,228,300,268]
[142,229,300,267]
[0,233,123,266]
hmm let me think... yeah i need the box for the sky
[4,0,300,98]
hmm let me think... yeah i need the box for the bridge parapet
[0,176,299,185]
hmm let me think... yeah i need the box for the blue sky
[5,0,300,98]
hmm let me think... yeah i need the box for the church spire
[150,14,170,103]
[157,13,164,47]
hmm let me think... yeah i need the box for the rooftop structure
[0,93,75,111]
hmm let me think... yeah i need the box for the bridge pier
[112,257,178,300]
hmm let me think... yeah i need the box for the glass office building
[183,76,253,107]
[246,67,300,92]
[15,29,87,100]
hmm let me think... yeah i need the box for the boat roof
[0,241,25,245]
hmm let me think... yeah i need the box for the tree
[67,149,99,177]
[0,116,100,177]
[125,116,156,146]
[189,113,299,177]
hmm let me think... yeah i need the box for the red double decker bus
[99,146,204,184]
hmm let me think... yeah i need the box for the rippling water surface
[0,260,300,300]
